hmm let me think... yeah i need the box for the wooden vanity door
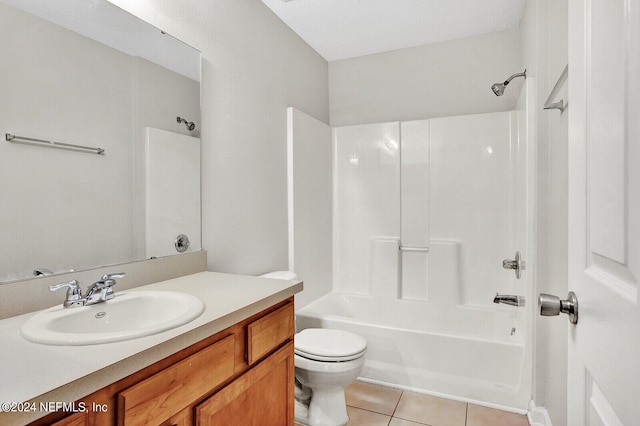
[195,342,295,425]
[48,411,86,426]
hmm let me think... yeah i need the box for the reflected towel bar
[5,133,105,155]
[543,65,568,113]
[399,246,429,252]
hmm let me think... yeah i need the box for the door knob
[538,291,578,324]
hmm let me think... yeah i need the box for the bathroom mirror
[0,0,201,283]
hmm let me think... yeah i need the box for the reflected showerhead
[176,116,196,131]
[491,69,526,96]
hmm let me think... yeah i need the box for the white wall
[329,29,522,126]
[109,0,330,277]
[520,0,569,424]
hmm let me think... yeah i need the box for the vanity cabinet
[195,342,294,425]
[36,298,295,426]
[49,412,86,426]
[118,334,237,425]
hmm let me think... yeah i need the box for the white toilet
[259,271,367,426]
[294,328,367,426]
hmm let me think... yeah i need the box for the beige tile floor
[344,381,529,426]
[297,381,530,426]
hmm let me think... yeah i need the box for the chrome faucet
[50,273,125,308]
[493,293,525,307]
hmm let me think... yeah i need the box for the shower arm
[502,70,526,86]
[176,116,196,131]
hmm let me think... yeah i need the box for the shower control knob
[175,234,190,253]
[502,251,525,279]
[538,292,578,324]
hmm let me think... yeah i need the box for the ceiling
[261,0,526,61]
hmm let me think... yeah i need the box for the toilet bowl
[259,271,367,426]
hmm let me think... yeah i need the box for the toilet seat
[295,328,367,362]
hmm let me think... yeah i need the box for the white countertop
[0,271,302,424]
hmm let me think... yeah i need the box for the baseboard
[528,400,553,426]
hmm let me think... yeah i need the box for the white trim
[528,399,553,426]
[286,107,295,272]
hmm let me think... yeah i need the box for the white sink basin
[21,291,205,346]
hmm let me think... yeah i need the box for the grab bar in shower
[543,64,568,113]
[399,246,429,252]
[5,133,105,155]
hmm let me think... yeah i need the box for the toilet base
[294,399,310,425]
[294,385,348,426]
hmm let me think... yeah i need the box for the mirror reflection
[0,0,201,283]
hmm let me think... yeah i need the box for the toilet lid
[295,328,367,362]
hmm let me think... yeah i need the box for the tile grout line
[388,390,404,425]
[464,402,469,426]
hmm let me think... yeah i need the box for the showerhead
[491,69,526,96]
[491,83,506,96]
[176,116,196,131]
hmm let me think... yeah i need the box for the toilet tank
[260,271,298,280]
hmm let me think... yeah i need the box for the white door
[567,0,640,425]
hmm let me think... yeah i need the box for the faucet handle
[84,273,123,304]
[101,273,125,281]
[50,280,84,307]
[50,279,80,294]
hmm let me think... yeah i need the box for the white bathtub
[296,292,530,412]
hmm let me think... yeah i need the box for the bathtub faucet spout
[493,293,525,307]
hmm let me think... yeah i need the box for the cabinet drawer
[246,302,294,365]
[118,334,236,426]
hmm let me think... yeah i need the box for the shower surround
[332,113,526,307]
[289,83,535,412]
